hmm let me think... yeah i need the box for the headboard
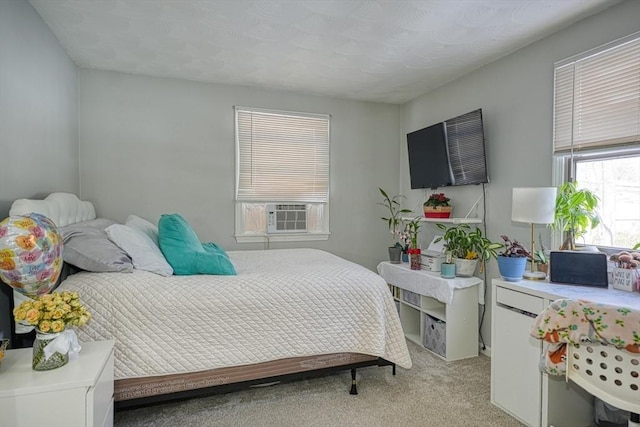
[4,193,96,346]
[9,192,96,227]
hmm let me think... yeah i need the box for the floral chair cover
[530,299,640,375]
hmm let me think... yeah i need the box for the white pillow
[125,214,159,246]
[105,224,173,276]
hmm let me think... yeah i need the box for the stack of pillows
[59,213,236,276]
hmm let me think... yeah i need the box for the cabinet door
[492,304,542,427]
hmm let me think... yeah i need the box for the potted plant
[434,223,502,276]
[405,216,422,270]
[423,193,452,218]
[497,235,532,282]
[552,181,600,250]
[378,188,412,263]
[534,249,549,276]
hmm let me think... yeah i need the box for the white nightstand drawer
[0,340,114,427]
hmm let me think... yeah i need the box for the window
[553,33,640,250]
[234,107,330,243]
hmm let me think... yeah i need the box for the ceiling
[28,0,618,104]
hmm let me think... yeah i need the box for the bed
[6,193,412,407]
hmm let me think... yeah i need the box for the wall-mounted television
[407,109,488,190]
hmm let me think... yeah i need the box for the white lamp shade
[511,187,557,224]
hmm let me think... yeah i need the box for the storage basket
[567,343,640,414]
[402,290,420,307]
[423,314,446,357]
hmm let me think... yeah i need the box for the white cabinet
[489,279,640,427]
[0,340,114,427]
[491,287,545,426]
[379,261,480,361]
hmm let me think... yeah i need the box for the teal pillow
[158,214,236,276]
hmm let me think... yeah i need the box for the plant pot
[441,263,456,278]
[497,256,528,282]
[536,263,549,275]
[401,251,409,263]
[388,246,402,264]
[454,258,478,277]
[32,330,69,371]
[423,206,453,218]
[408,248,421,270]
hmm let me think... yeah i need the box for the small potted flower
[423,193,452,218]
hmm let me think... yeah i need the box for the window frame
[233,106,331,243]
[551,32,640,253]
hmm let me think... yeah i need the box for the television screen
[407,109,488,189]
[407,122,451,189]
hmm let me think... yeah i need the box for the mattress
[58,248,412,382]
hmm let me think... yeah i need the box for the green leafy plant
[435,223,502,271]
[534,249,547,265]
[378,188,412,245]
[552,181,600,250]
[499,235,532,258]
[405,216,422,249]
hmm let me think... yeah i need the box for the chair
[567,343,639,427]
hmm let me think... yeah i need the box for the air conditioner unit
[266,204,307,234]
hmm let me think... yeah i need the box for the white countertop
[378,261,483,305]
[494,278,640,310]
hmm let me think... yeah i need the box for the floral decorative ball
[0,213,63,297]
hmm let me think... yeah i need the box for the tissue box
[421,255,442,272]
[611,268,640,292]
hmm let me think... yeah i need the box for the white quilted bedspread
[59,248,412,380]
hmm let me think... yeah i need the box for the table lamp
[511,187,557,280]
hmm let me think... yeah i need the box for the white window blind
[553,33,640,154]
[235,107,330,203]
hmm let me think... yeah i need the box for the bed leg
[392,363,396,376]
[349,369,358,395]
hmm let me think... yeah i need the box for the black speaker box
[549,251,608,287]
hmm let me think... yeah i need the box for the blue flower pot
[497,256,528,282]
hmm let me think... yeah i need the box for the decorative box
[423,314,446,357]
[611,268,640,292]
[421,254,442,272]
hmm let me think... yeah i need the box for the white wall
[0,0,79,339]
[78,69,401,270]
[400,0,640,348]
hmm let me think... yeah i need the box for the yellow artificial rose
[13,307,26,321]
[50,320,64,333]
[52,308,65,319]
[25,308,39,324]
[39,320,51,333]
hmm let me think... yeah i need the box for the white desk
[490,279,640,427]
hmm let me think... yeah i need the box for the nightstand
[0,340,114,427]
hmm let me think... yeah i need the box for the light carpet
[114,341,524,426]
